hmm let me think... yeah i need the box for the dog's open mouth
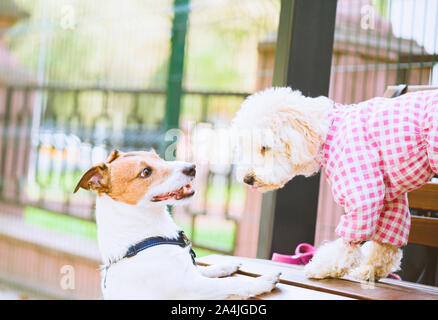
[151,184,195,202]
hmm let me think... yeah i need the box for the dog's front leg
[186,272,281,299]
[349,240,401,281]
[304,238,361,279]
[198,262,241,278]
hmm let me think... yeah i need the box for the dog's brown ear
[74,163,110,193]
[106,149,121,163]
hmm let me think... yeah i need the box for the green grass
[193,247,217,258]
[23,206,97,241]
[205,183,245,205]
[174,217,236,254]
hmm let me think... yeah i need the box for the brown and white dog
[75,149,280,299]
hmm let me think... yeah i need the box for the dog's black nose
[183,164,196,177]
[243,175,255,186]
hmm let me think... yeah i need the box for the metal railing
[0,83,249,255]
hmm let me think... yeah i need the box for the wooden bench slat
[408,183,438,212]
[229,275,353,300]
[198,254,438,300]
[255,282,353,300]
[408,216,438,247]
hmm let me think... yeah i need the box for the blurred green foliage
[7,0,279,92]
[372,0,389,17]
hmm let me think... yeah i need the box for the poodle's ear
[278,108,320,156]
[74,163,110,193]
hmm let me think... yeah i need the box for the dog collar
[102,231,196,289]
[123,230,196,263]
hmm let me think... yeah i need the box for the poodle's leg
[197,262,241,278]
[349,240,401,281]
[304,238,361,279]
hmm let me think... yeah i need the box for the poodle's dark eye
[261,146,271,155]
[140,167,152,178]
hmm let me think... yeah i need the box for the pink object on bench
[272,243,401,280]
[271,243,316,265]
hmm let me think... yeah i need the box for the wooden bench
[408,183,438,248]
[197,254,438,300]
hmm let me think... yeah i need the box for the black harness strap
[124,230,196,264]
[103,231,196,289]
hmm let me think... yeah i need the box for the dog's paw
[304,260,350,279]
[349,265,377,282]
[216,262,242,277]
[248,272,281,297]
[304,260,340,279]
[349,264,390,282]
[304,239,361,279]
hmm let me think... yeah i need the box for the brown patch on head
[107,153,170,205]
[74,150,171,205]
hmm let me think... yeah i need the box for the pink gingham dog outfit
[322,90,438,246]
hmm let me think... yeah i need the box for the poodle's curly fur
[231,87,333,192]
[231,87,407,281]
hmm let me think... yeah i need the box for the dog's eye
[261,146,271,155]
[140,167,152,178]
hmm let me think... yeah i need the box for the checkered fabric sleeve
[324,111,386,244]
[373,193,411,246]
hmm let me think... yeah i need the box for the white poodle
[231,87,438,281]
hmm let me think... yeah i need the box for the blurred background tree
[6,0,279,92]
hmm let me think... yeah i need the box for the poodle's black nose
[243,174,255,186]
[183,164,196,177]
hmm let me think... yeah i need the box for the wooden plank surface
[231,274,352,300]
[408,216,438,247]
[408,183,438,212]
[197,254,438,300]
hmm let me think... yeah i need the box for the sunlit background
[0,0,437,299]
